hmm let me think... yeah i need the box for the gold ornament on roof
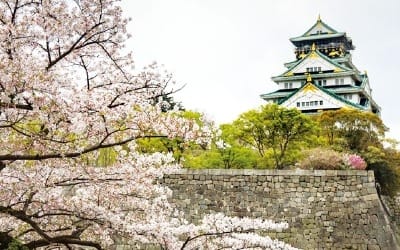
[306,73,312,83]
[308,43,318,58]
[299,52,306,59]
[329,49,342,58]
[302,75,317,92]
[317,14,321,22]
[333,67,342,73]
[303,84,317,92]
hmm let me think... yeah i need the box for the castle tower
[260,16,381,115]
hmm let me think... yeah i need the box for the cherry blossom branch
[45,22,105,70]
[0,102,33,110]
[180,229,255,249]
[0,205,52,242]
[25,237,102,250]
[0,135,167,161]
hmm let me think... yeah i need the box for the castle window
[320,101,323,105]
[318,67,321,72]
[335,79,339,85]
[323,79,327,86]
[302,102,305,106]
[340,78,344,85]
[343,94,352,100]
[284,82,293,89]
[297,102,300,107]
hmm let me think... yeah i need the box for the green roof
[290,17,343,42]
[290,32,345,42]
[327,86,362,93]
[272,71,356,82]
[303,17,338,36]
[274,48,351,79]
[260,89,296,99]
[278,82,367,110]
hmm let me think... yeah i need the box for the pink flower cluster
[0,0,297,248]
[345,154,367,170]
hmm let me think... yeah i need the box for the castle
[261,16,380,115]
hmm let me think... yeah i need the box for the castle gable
[280,82,365,111]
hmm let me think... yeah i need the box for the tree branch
[0,135,167,161]
[0,102,33,110]
[46,21,106,70]
[25,237,102,250]
[180,229,254,250]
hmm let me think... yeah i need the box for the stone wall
[382,194,400,226]
[162,169,399,249]
[382,193,400,244]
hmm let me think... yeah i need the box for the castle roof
[279,81,367,111]
[273,45,351,80]
[289,16,354,49]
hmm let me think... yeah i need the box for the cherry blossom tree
[0,0,296,249]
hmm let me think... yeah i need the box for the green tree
[136,110,211,163]
[317,108,387,152]
[216,124,263,169]
[232,104,317,169]
[182,123,264,169]
[366,146,400,196]
[317,109,400,196]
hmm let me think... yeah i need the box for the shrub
[297,148,367,170]
[368,161,400,197]
[6,239,28,250]
[296,148,345,170]
[343,154,367,170]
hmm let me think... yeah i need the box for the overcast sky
[121,0,400,141]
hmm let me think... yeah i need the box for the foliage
[212,123,268,169]
[317,109,387,152]
[184,122,277,169]
[0,1,295,249]
[6,239,29,250]
[183,105,398,197]
[297,148,367,170]
[343,154,367,170]
[364,146,400,196]
[183,148,224,169]
[232,104,317,169]
[296,148,346,170]
[315,109,400,194]
[135,110,213,163]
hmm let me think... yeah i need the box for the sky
[121,0,400,141]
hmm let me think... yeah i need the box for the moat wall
[162,169,399,250]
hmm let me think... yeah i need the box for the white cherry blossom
[0,1,296,249]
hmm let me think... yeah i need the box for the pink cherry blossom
[0,1,296,249]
